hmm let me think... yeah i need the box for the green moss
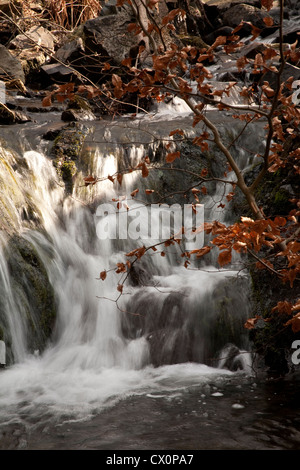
[60,160,77,180]
[69,95,92,111]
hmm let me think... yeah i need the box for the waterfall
[0,113,263,428]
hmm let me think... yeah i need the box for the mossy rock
[179,35,209,49]
[51,122,93,193]
[4,235,57,360]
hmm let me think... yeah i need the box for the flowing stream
[0,106,300,450]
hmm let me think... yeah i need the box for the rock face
[5,235,56,363]
[0,141,39,233]
[0,44,25,82]
[83,10,142,65]
[122,275,250,367]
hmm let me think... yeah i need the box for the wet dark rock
[61,96,96,122]
[42,128,61,141]
[41,63,75,84]
[128,265,152,287]
[0,102,15,123]
[122,276,250,368]
[222,3,268,29]
[5,235,56,361]
[50,121,93,193]
[204,26,233,45]
[0,102,31,124]
[202,0,261,31]
[61,107,95,122]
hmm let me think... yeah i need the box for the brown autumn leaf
[166,151,180,163]
[100,271,107,281]
[131,188,139,197]
[112,74,124,98]
[141,162,149,178]
[161,8,186,26]
[262,83,275,97]
[274,216,286,227]
[285,313,300,333]
[42,94,53,107]
[244,315,261,330]
[117,173,123,185]
[255,259,274,270]
[272,300,293,315]
[116,263,126,273]
[263,16,274,26]
[208,36,227,52]
[261,0,274,11]
[102,62,111,71]
[218,249,232,267]
[189,246,212,258]
[121,57,132,68]
[84,175,97,186]
[169,129,184,137]
[193,114,205,127]
[117,284,124,293]
[126,246,146,258]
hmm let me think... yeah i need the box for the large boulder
[9,25,56,51]
[82,1,170,67]
[222,3,268,28]
[200,0,263,36]
[83,10,144,65]
[8,26,56,80]
[0,44,25,82]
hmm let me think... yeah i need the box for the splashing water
[0,119,255,432]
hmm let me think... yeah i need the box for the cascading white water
[0,112,259,430]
